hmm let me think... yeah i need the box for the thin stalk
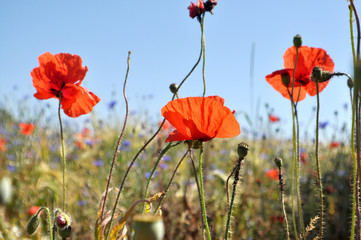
[101,51,131,220]
[224,157,243,240]
[154,145,192,213]
[315,81,325,239]
[351,76,358,240]
[142,142,177,213]
[350,0,361,58]
[200,15,206,97]
[290,101,298,238]
[350,5,357,66]
[58,95,66,211]
[199,142,212,239]
[40,207,53,240]
[278,167,290,240]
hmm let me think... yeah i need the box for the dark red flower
[268,114,280,123]
[19,122,35,135]
[161,96,241,142]
[31,52,100,118]
[266,46,334,102]
[188,0,205,19]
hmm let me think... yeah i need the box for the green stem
[199,142,212,239]
[142,142,177,213]
[224,157,243,240]
[279,167,290,240]
[315,81,324,239]
[58,96,66,211]
[350,5,357,67]
[40,207,53,240]
[200,15,206,97]
[291,47,299,102]
[351,92,357,240]
[290,102,298,238]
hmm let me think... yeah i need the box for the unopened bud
[56,213,71,230]
[169,83,178,94]
[204,0,217,13]
[274,157,283,168]
[133,214,165,240]
[281,72,291,87]
[26,214,40,235]
[348,78,354,89]
[312,66,322,82]
[293,34,302,48]
[237,142,249,158]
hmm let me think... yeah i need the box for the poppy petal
[265,69,307,102]
[165,130,193,142]
[61,85,100,118]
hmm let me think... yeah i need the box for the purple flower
[93,159,104,167]
[77,200,87,206]
[161,155,171,161]
[85,139,93,147]
[7,165,16,172]
[319,121,329,129]
[108,100,117,109]
[145,171,158,179]
[159,163,168,169]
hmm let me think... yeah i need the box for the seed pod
[237,142,250,158]
[58,226,72,238]
[133,214,165,240]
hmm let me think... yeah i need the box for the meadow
[0,1,361,240]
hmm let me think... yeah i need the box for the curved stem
[315,81,324,239]
[200,15,206,97]
[142,142,177,213]
[40,207,53,240]
[350,5,357,66]
[58,96,66,211]
[101,51,131,220]
[224,157,243,240]
[154,145,192,213]
[199,142,212,239]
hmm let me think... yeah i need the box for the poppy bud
[0,177,12,205]
[293,34,302,49]
[169,83,178,94]
[56,213,71,230]
[204,0,217,13]
[133,214,165,240]
[274,157,283,168]
[281,72,291,87]
[237,142,249,158]
[312,66,322,81]
[348,78,354,89]
[26,214,40,235]
[58,226,72,238]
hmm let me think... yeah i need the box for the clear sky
[0,1,355,139]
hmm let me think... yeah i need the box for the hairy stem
[58,96,66,211]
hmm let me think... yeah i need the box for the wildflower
[92,159,104,167]
[188,0,205,19]
[31,52,100,117]
[161,96,240,142]
[266,169,279,181]
[0,138,6,152]
[268,114,280,123]
[330,141,341,149]
[28,206,41,216]
[319,121,329,129]
[265,46,334,102]
[19,122,35,135]
[108,100,117,109]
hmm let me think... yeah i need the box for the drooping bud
[293,34,302,49]
[274,157,283,168]
[348,78,354,89]
[58,226,72,238]
[133,214,165,240]
[281,72,291,87]
[56,213,71,230]
[237,142,249,158]
[0,177,12,205]
[26,214,40,235]
[169,83,178,94]
[204,0,217,13]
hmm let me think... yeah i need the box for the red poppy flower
[19,122,35,135]
[266,169,279,181]
[31,52,100,118]
[265,46,334,102]
[330,141,341,149]
[161,96,240,142]
[268,114,280,123]
[0,138,6,152]
[28,206,41,216]
[188,0,205,19]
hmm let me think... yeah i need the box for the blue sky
[0,1,354,139]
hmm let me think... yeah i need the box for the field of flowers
[1,1,361,240]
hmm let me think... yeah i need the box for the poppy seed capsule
[274,157,283,168]
[237,142,249,158]
[293,34,302,48]
[169,83,178,94]
[312,66,322,81]
[281,72,291,87]
[26,214,40,235]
